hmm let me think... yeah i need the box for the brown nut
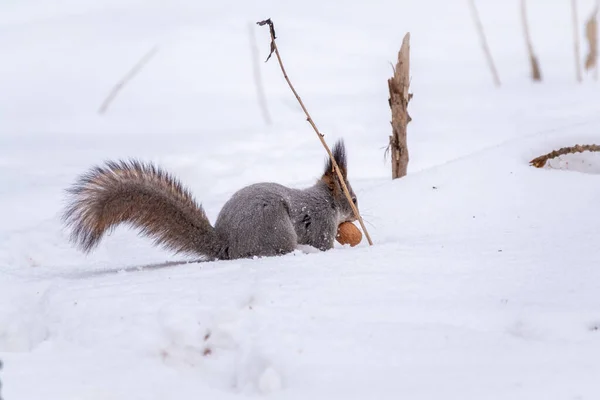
[335,222,362,247]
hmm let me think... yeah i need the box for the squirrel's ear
[320,139,347,192]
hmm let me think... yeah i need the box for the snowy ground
[1,0,600,399]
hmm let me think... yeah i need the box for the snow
[1,0,600,398]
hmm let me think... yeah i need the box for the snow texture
[1,0,600,399]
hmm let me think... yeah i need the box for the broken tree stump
[388,32,412,180]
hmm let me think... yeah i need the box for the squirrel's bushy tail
[62,160,222,259]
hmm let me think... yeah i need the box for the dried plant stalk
[256,18,373,246]
[573,0,583,82]
[521,0,542,81]
[584,5,598,80]
[98,46,159,115]
[529,144,600,168]
[468,0,501,87]
[248,23,272,126]
[388,33,412,180]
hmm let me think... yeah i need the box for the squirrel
[62,139,359,261]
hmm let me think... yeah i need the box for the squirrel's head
[320,139,358,223]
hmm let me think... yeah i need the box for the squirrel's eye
[351,196,357,205]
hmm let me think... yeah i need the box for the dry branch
[256,18,373,246]
[388,33,412,179]
[248,23,272,126]
[529,144,600,168]
[98,46,159,115]
[521,0,542,81]
[468,0,501,87]
[573,0,583,82]
[584,4,598,80]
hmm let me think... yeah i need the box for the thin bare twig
[573,0,583,82]
[98,45,159,115]
[521,0,542,81]
[248,23,272,125]
[584,3,599,80]
[468,0,501,87]
[597,0,600,80]
[529,144,600,168]
[256,18,373,246]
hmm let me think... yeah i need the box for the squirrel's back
[214,182,299,259]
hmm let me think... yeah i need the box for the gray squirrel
[62,139,358,260]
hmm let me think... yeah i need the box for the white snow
[1,0,600,399]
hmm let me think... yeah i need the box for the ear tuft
[322,139,347,178]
